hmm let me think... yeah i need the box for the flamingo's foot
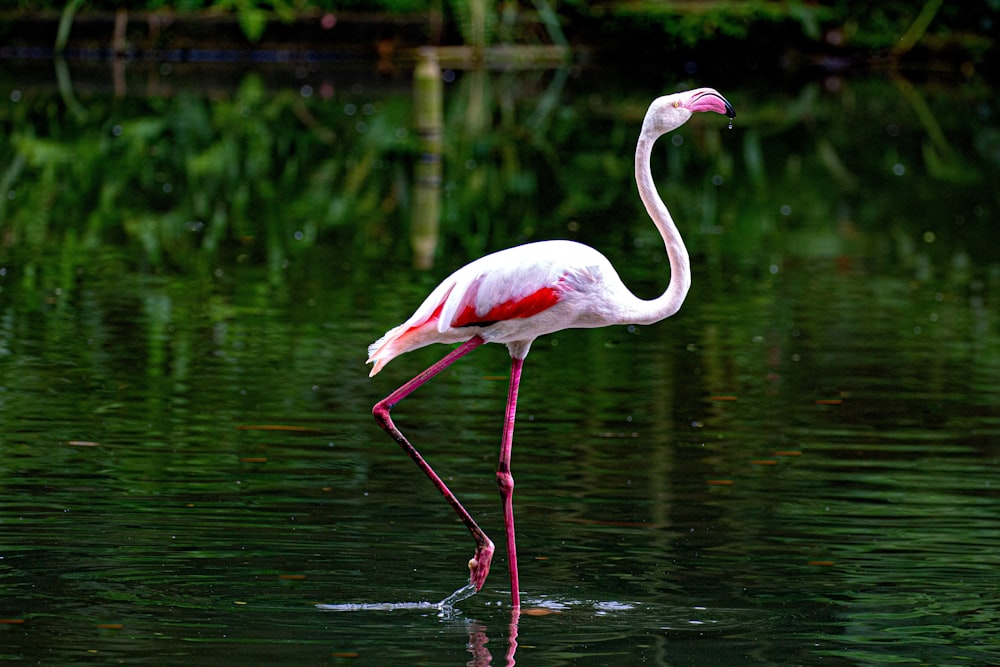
[468,538,495,591]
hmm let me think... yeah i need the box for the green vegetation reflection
[2,68,996,299]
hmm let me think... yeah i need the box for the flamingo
[368,87,735,608]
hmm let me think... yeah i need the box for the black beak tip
[724,100,736,119]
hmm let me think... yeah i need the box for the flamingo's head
[643,88,735,136]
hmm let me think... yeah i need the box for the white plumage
[368,88,735,608]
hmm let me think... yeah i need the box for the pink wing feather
[367,245,574,376]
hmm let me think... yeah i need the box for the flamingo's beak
[722,97,736,119]
[688,88,736,120]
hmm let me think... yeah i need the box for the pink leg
[372,336,496,592]
[498,356,523,608]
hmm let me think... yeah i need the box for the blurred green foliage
[1,65,997,302]
[2,1,997,55]
[5,0,430,11]
[1,72,417,283]
[210,0,302,42]
[592,0,832,43]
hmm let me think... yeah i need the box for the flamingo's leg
[497,356,523,608]
[372,336,495,592]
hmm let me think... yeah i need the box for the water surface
[1,60,998,664]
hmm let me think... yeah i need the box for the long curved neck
[623,128,692,325]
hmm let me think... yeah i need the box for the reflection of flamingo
[369,88,735,608]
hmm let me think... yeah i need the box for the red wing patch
[451,286,560,328]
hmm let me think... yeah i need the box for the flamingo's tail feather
[367,325,404,377]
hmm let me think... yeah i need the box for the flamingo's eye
[672,101,680,108]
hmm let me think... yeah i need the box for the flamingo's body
[369,88,735,608]
[369,239,650,374]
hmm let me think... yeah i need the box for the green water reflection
[1,60,998,664]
